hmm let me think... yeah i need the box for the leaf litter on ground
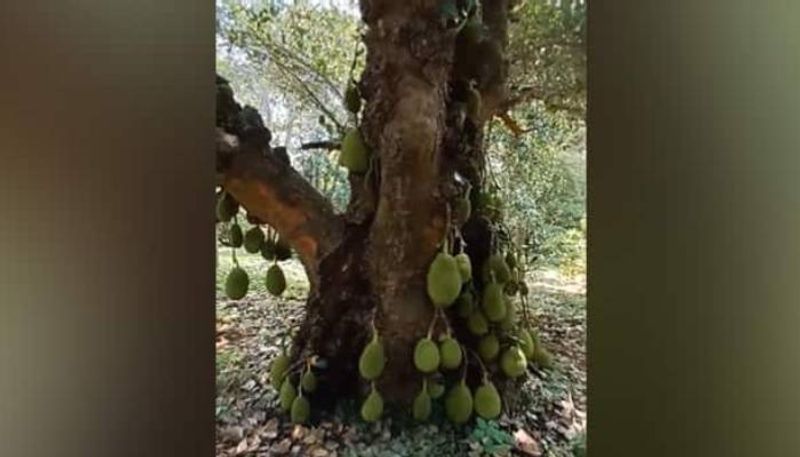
[215,263,585,456]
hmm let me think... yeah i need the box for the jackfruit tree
[216,0,584,422]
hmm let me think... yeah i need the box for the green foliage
[217,0,359,211]
[487,103,585,272]
[217,0,586,273]
[507,0,586,114]
[468,418,514,456]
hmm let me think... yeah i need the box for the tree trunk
[217,0,513,407]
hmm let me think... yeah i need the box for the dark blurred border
[589,1,800,456]
[0,1,215,456]
[3,0,800,456]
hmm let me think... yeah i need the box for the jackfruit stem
[520,294,531,324]
[426,310,439,339]
[442,202,452,254]
[230,244,239,268]
[369,313,378,340]
[438,307,453,337]
[285,358,306,378]
[458,346,470,381]
[466,347,489,382]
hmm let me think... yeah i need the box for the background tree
[215,0,586,422]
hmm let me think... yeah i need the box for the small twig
[300,140,341,151]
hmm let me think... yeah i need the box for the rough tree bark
[216,0,513,405]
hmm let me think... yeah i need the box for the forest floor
[216,254,586,457]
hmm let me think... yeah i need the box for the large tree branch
[216,76,344,282]
[221,136,343,273]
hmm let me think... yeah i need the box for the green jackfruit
[243,227,265,254]
[301,370,317,393]
[474,381,502,419]
[427,380,445,399]
[270,353,290,389]
[265,264,286,296]
[482,282,507,322]
[519,329,535,359]
[358,334,385,380]
[491,254,512,283]
[467,311,489,336]
[229,224,243,248]
[482,254,512,283]
[290,395,310,424]
[413,387,432,421]
[500,346,527,378]
[360,387,383,422]
[478,333,500,362]
[529,329,554,369]
[532,346,554,369]
[445,380,473,424]
[414,338,440,373]
[455,253,472,283]
[261,239,276,260]
[344,84,361,114]
[279,378,297,412]
[500,298,517,331]
[225,267,249,300]
[457,292,475,318]
[439,337,463,370]
[274,238,292,260]
[339,128,370,173]
[216,192,239,222]
[426,252,463,307]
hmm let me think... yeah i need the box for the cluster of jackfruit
[216,189,297,301]
[405,375,502,424]
[358,330,386,422]
[271,351,320,425]
[338,80,372,174]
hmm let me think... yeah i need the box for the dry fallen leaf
[219,426,244,443]
[234,438,248,455]
[272,438,292,455]
[291,425,307,441]
[514,429,542,457]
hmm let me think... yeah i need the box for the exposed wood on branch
[216,75,344,283]
[221,138,344,283]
